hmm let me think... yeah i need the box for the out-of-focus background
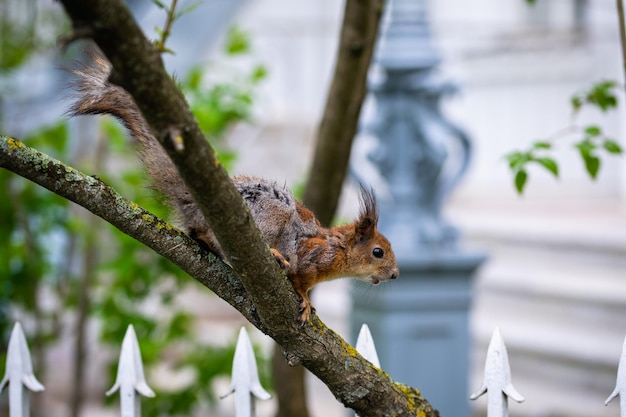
[1,0,625,417]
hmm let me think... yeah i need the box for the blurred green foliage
[506,80,623,194]
[0,123,72,365]
[0,0,68,73]
[0,2,270,415]
[510,1,625,194]
[180,24,267,169]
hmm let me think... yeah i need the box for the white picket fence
[1,322,626,417]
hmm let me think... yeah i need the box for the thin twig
[544,124,578,144]
[155,0,178,53]
[616,0,626,88]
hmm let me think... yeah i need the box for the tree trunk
[272,347,310,417]
[303,0,383,223]
[70,129,106,417]
[272,1,384,416]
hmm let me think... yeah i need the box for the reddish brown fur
[286,200,398,322]
[295,202,317,224]
[69,52,399,324]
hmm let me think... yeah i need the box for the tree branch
[54,0,438,413]
[59,0,298,333]
[616,0,626,107]
[1,0,440,413]
[0,136,260,327]
[273,1,385,415]
[1,136,438,416]
[303,0,383,224]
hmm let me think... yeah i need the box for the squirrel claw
[298,310,311,325]
[298,299,313,324]
[270,248,290,270]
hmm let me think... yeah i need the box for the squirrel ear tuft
[355,185,379,243]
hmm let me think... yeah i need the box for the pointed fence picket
[106,325,155,417]
[2,322,626,417]
[354,324,382,417]
[0,323,45,417]
[606,335,626,417]
[221,327,271,417]
[470,328,524,417]
[355,324,381,369]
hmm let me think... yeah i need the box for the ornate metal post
[350,2,486,417]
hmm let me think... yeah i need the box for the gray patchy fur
[69,51,399,323]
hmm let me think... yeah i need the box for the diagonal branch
[55,0,438,414]
[0,136,260,327]
[0,0,440,414]
[59,0,298,333]
[0,136,438,416]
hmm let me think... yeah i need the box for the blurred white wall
[214,2,626,417]
[222,0,625,202]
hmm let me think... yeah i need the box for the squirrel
[68,52,399,323]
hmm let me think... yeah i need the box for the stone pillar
[350,1,486,417]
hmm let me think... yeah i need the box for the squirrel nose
[390,269,399,280]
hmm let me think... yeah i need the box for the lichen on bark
[0,0,442,413]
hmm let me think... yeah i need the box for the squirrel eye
[372,247,384,258]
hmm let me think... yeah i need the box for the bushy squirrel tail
[68,51,190,205]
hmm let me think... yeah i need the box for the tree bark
[303,0,383,224]
[273,1,384,416]
[272,347,310,417]
[0,0,440,414]
[1,136,438,417]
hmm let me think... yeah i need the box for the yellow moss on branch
[7,137,25,154]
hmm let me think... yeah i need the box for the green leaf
[571,95,583,112]
[152,0,166,9]
[514,170,528,194]
[574,139,596,154]
[586,80,619,112]
[575,139,601,179]
[535,157,559,177]
[580,152,601,179]
[603,139,623,155]
[505,151,530,170]
[183,66,204,91]
[175,1,202,20]
[250,65,268,83]
[532,141,552,150]
[225,26,250,55]
[584,125,602,137]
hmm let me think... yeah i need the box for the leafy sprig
[506,141,558,194]
[179,26,268,170]
[506,80,623,194]
[152,0,201,54]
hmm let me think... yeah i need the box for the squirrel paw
[270,248,290,270]
[298,300,316,325]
